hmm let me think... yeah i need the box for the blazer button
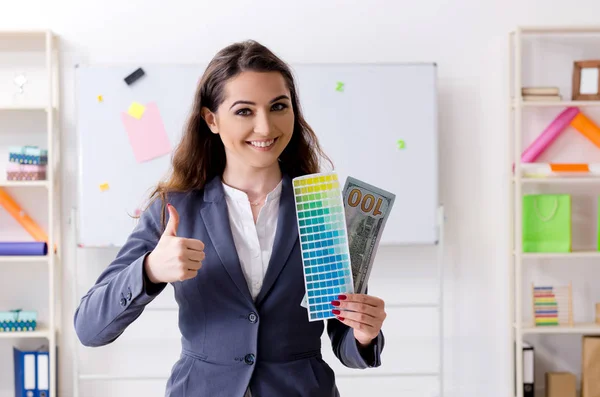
[126,291,132,301]
[244,354,255,365]
[248,312,257,323]
[120,298,127,307]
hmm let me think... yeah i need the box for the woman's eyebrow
[229,95,290,110]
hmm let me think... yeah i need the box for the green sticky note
[336,82,344,92]
[397,140,406,149]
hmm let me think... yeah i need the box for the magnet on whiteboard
[124,68,145,85]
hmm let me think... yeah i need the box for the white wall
[2,0,600,396]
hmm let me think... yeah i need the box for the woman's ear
[201,107,219,134]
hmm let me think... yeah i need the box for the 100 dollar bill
[301,176,395,308]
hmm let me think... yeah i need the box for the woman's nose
[253,111,272,135]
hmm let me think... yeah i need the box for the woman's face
[203,71,295,171]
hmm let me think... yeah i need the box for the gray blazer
[74,174,384,397]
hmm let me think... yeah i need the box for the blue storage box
[8,146,48,165]
[0,310,37,332]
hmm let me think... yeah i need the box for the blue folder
[13,347,50,397]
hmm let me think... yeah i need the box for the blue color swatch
[292,172,354,321]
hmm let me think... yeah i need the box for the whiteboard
[75,63,438,247]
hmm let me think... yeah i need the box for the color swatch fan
[293,172,354,321]
[532,283,573,327]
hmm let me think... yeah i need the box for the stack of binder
[13,347,49,397]
[523,342,534,397]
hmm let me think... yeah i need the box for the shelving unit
[510,25,600,397]
[0,30,61,396]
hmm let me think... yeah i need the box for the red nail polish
[338,295,347,300]
[167,203,172,208]
[332,309,341,315]
[337,316,345,321]
[331,300,340,307]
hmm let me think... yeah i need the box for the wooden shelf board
[516,26,600,34]
[0,326,50,339]
[0,30,49,51]
[0,180,49,188]
[521,322,600,334]
[0,105,53,111]
[513,100,600,108]
[520,251,600,259]
[513,176,600,184]
[0,255,49,263]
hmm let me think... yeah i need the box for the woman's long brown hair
[146,40,331,228]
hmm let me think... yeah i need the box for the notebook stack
[6,146,47,181]
[522,87,562,102]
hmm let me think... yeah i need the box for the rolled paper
[570,112,600,149]
[550,163,590,172]
[521,107,580,163]
[0,242,47,256]
[0,188,48,242]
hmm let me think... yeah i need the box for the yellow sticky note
[99,182,110,192]
[127,102,146,119]
[97,95,103,102]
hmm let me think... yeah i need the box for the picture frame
[572,60,600,100]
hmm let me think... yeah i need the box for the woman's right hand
[144,204,205,284]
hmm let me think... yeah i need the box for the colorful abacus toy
[532,283,573,327]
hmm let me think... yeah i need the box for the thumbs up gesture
[144,204,205,284]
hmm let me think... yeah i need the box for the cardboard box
[583,335,600,397]
[545,372,576,397]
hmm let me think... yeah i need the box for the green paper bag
[522,194,571,253]
[597,197,600,252]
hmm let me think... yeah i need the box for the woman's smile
[246,137,278,151]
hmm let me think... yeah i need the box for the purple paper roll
[0,242,48,256]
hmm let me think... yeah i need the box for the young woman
[74,40,387,397]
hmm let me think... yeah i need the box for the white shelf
[0,105,53,111]
[509,26,600,397]
[521,323,600,334]
[516,26,600,34]
[521,251,600,259]
[513,100,600,108]
[0,29,60,396]
[0,180,49,188]
[0,326,50,339]
[0,255,49,263]
[516,176,600,184]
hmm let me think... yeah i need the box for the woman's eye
[235,108,252,116]
[271,103,288,111]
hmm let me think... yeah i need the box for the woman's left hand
[332,294,387,347]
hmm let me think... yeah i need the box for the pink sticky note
[121,102,171,163]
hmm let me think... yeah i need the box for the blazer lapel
[201,177,254,305]
[255,175,299,306]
